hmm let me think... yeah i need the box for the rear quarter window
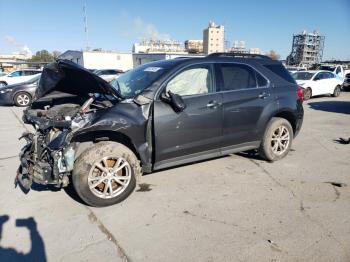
[264,64,296,84]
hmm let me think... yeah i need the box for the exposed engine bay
[16,94,114,190]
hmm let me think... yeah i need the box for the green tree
[29,50,54,62]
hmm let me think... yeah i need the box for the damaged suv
[17,54,303,207]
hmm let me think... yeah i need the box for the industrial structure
[184,40,203,54]
[226,41,261,55]
[132,39,185,53]
[287,30,325,67]
[203,21,225,54]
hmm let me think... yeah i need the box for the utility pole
[83,1,89,51]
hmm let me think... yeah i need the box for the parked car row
[0,67,124,107]
[292,70,343,100]
[0,74,40,106]
[0,69,41,87]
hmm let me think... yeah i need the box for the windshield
[110,64,166,99]
[292,72,314,80]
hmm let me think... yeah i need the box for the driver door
[153,64,223,170]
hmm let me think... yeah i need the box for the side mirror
[161,91,186,113]
[313,77,319,81]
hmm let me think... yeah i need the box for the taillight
[297,86,304,102]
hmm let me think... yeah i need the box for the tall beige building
[203,21,225,54]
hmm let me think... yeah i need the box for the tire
[332,85,341,97]
[303,88,312,100]
[0,81,7,87]
[259,117,294,162]
[14,92,32,107]
[72,141,142,207]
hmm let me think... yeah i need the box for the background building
[203,21,225,54]
[287,30,325,67]
[184,40,203,54]
[133,53,204,67]
[58,50,133,71]
[133,39,185,53]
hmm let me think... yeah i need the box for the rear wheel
[14,92,32,107]
[303,88,312,100]
[332,85,341,97]
[72,141,141,207]
[259,117,293,161]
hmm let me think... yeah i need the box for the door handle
[206,100,219,108]
[258,92,270,99]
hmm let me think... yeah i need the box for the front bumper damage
[16,122,75,191]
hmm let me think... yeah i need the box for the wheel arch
[272,110,297,135]
[73,130,138,156]
[71,130,152,171]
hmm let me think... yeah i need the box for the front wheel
[72,142,142,207]
[259,117,293,161]
[332,85,341,97]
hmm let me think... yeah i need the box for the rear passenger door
[216,63,272,149]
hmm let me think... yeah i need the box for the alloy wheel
[17,94,30,106]
[270,126,290,156]
[88,156,132,199]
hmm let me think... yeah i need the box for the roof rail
[207,52,272,60]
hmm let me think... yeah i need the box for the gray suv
[17,54,304,206]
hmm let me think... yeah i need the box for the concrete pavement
[0,93,349,262]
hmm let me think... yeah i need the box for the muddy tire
[259,117,293,162]
[303,88,312,100]
[332,85,341,97]
[72,141,142,207]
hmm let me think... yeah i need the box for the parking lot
[0,93,349,261]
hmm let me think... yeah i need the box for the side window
[166,65,212,96]
[256,72,268,87]
[315,73,324,80]
[23,71,33,76]
[219,64,256,91]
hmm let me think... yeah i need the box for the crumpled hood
[35,59,118,99]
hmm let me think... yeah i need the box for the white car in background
[292,70,343,100]
[0,69,42,87]
[319,64,345,79]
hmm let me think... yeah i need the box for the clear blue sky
[0,0,349,60]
